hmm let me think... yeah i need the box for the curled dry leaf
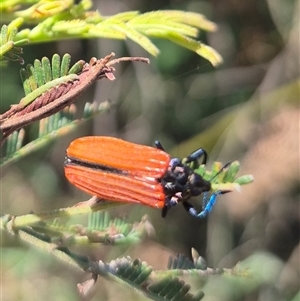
[0,53,150,145]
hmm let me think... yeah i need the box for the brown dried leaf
[0,53,149,145]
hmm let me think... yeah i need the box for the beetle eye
[169,158,181,171]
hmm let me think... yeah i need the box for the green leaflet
[128,10,217,32]
[51,53,62,79]
[41,56,52,83]
[9,8,221,65]
[0,18,27,63]
[18,74,79,109]
[147,30,223,66]
[105,20,160,56]
[19,53,80,105]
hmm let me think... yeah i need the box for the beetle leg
[182,191,225,218]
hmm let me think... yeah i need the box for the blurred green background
[1,0,299,300]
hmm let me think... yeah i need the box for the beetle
[64,136,226,218]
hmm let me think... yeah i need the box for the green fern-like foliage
[0,0,222,66]
[0,18,28,64]
[97,256,206,301]
[2,208,263,300]
[1,211,232,300]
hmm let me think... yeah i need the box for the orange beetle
[64,136,222,218]
[64,136,170,209]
